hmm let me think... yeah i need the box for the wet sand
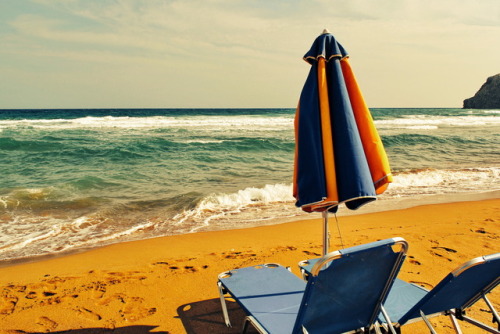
[0,199,498,333]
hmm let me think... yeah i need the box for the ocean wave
[170,167,500,232]
[68,176,123,191]
[0,115,295,131]
[0,184,107,213]
[0,137,66,152]
[0,213,156,261]
[172,183,295,232]
[382,133,489,147]
[1,166,498,262]
[2,111,497,135]
[1,107,498,264]
[375,115,499,129]
[0,108,294,121]
[0,218,64,253]
[386,167,500,196]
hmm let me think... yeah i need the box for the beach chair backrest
[293,237,408,334]
[399,253,500,325]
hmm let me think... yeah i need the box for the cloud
[8,1,297,65]
[12,0,500,63]
[1,0,500,108]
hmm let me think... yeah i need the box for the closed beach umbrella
[293,30,392,254]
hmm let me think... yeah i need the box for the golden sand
[0,199,498,333]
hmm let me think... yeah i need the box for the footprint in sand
[119,296,157,322]
[11,285,26,293]
[25,291,38,299]
[302,250,321,257]
[409,259,422,265]
[91,292,156,322]
[39,295,62,306]
[151,261,175,272]
[36,316,58,330]
[105,271,147,283]
[222,251,257,259]
[97,293,126,306]
[0,293,18,315]
[152,258,209,274]
[152,261,169,266]
[42,276,69,285]
[429,250,453,262]
[431,246,457,253]
[165,265,202,273]
[183,266,197,273]
[90,282,107,299]
[273,246,298,252]
[75,306,102,321]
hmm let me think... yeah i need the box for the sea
[0,108,499,264]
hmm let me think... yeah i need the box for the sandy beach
[0,198,498,333]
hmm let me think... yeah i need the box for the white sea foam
[386,167,500,197]
[182,139,226,144]
[172,183,294,232]
[0,216,65,253]
[60,218,157,252]
[0,197,9,209]
[0,115,294,131]
[404,125,439,130]
[2,113,497,133]
[477,110,500,114]
[375,115,500,129]
[0,213,158,261]
[171,167,500,234]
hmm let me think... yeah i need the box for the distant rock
[463,74,500,109]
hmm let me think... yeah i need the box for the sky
[0,0,499,109]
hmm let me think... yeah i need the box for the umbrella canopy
[293,30,392,215]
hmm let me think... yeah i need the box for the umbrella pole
[322,211,329,255]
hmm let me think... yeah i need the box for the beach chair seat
[300,252,500,333]
[217,237,408,334]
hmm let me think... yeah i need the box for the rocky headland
[463,73,500,109]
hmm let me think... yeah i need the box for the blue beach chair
[382,253,500,333]
[217,237,408,333]
[300,252,500,333]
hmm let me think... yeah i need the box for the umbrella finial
[322,28,331,34]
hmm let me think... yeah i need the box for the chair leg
[242,316,268,334]
[453,307,500,334]
[217,282,232,327]
[241,317,250,334]
[419,310,437,334]
[459,315,500,334]
[379,305,398,334]
[483,294,500,331]
[370,323,400,334]
[448,312,463,334]
[373,322,383,334]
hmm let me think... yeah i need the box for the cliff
[463,74,500,109]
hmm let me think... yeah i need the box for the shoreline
[0,198,498,333]
[1,189,498,269]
